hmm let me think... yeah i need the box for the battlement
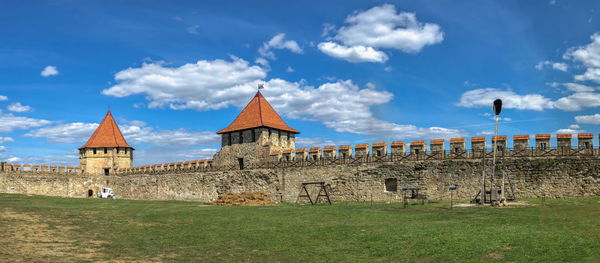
[0,163,80,174]
[117,159,213,174]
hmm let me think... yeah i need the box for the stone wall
[1,156,598,202]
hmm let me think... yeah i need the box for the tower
[79,110,134,175]
[212,90,299,168]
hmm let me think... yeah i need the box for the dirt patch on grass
[484,253,505,260]
[208,192,274,206]
[0,209,105,262]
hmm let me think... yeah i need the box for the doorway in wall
[88,189,93,197]
[104,168,110,175]
[238,158,244,170]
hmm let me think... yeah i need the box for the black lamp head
[493,99,502,115]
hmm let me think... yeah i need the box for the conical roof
[217,91,299,134]
[79,110,134,150]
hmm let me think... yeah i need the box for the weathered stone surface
[1,156,598,202]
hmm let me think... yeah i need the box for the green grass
[1,194,599,262]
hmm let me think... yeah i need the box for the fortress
[0,91,599,202]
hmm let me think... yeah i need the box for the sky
[1,0,600,166]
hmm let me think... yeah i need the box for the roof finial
[258,83,264,90]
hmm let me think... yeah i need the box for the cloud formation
[318,4,443,63]
[41,65,58,77]
[258,33,303,59]
[7,102,33,113]
[535,61,568,71]
[575,113,600,124]
[457,88,554,111]
[0,111,51,133]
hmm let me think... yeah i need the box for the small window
[125,148,128,154]
[377,150,382,157]
[104,148,108,154]
[497,145,504,151]
[239,132,243,144]
[238,158,244,170]
[414,149,420,154]
[385,178,397,192]
[93,149,97,154]
[312,154,317,160]
[228,133,232,146]
[251,129,256,142]
[584,142,590,149]
[540,143,547,150]
[454,147,460,153]
[104,168,109,175]
[268,128,272,137]
[117,148,120,154]
[285,155,290,161]
[342,153,347,159]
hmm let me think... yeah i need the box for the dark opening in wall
[584,142,590,149]
[88,189,93,197]
[104,168,110,175]
[227,133,232,146]
[312,154,317,160]
[414,149,420,154]
[385,178,397,192]
[540,143,547,150]
[454,147,460,153]
[238,158,244,170]
[93,149,97,154]
[251,129,256,142]
[104,148,108,154]
[239,132,243,144]
[376,150,382,157]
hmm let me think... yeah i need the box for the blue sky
[1,0,600,166]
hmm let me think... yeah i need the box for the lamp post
[492,99,502,205]
[402,185,408,208]
[449,184,458,209]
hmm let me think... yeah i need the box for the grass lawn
[0,194,599,262]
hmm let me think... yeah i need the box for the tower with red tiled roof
[212,90,299,168]
[78,110,134,175]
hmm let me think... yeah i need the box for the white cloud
[0,111,52,133]
[105,59,463,139]
[318,4,442,63]
[457,88,554,111]
[286,66,294,73]
[0,95,7,101]
[0,136,14,144]
[333,4,443,53]
[575,113,600,124]
[553,92,600,111]
[0,146,6,152]
[555,82,597,92]
[477,131,495,136]
[102,57,267,111]
[555,128,584,134]
[317,42,388,63]
[258,33,303,59]
[7,102,33,113]
[186,25,200,35]
[25,121,220,147]
[568,124,580,129]
[564,33,600,68]
[296,137,339,147]
[384,66,393,72]
[40,65,58,77]
[535,61,568,72]
[564,33,600,83]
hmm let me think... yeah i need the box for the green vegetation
[1,194,599,262]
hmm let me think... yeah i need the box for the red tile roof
[309,147,321,153]
[372,142,386,147]
[578,133,593,139]
[391,141,405,146]
[355,144,369,149]
[513,135,529,140]
[536,134,551,139]
[430,139,444,145]
[338,145,351,150]
[450,138,465,143]
[79,110,133,150]
[471,137,486,143]
[410,140,426,145]
[324,146,336,151]
[217,91,299,134]
[296,148,307,153]
[492,136,507,141]
[557,134,572,139]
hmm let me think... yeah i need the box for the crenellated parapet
[117,159,213,175]
[0,163,80,174]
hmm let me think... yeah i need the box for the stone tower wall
[79,147,132,175]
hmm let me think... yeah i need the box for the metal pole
[481,149,486,204]
[491,115,499,203]
[450,190,453,209]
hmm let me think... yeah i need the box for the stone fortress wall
[0,133,599,202]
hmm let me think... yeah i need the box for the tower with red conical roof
[212,90,299,168]
[78,110,134,175]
